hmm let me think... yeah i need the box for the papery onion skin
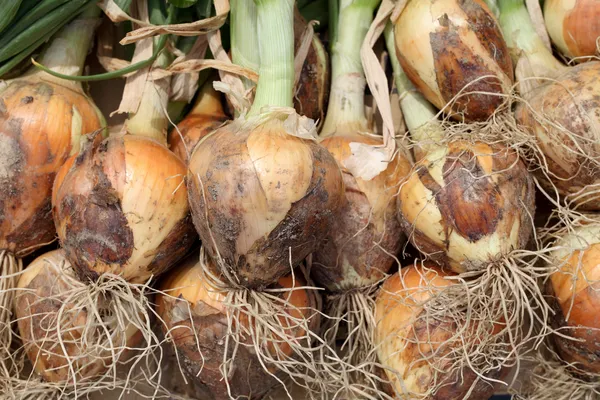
[15,249,143,383]
[515,61,600,210]
[544,0,600,59]
[156,253,319,400]
[187,117,345,289]
[0,80,104,256]
[397,142,535,273]
[375,263,501,399]
[312,134,411,291]
[52,133,196,283]
[548,223,600,374]
[394,0,514,122]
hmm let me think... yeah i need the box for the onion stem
[248,0,295,116]
[230,0,259,91]
[385,21,443,156]
[497,0,563,78]
[320,0,379,137]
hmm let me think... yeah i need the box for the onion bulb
[15,249,142,383]
[393,0,514,122]
[169,78,228,163]
[187,0,344,289]
[375,263,502,399]
[547,220,600,374]
[544,0,600,59]
[156,251,320,400]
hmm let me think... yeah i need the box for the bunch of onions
[0,3,105,373]
[187,0,344,289]
[546,216,600,375]
[386,19,540,382]
[375,262,505,399]
[14,249,143,386]
[169,77,228,163]
[309,0,411,390]
[156,250,320,400]
[497,0,600,210]
[392,0,514,121]
[14,2,196,388]
[544,0,600,60]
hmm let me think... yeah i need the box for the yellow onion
[169,79,228,163]
[156,252,320,400]
[313,134,411,291]
[375,263,504,399]
[393,0,514,122]
[52,132,196,283]
[544,0,600,59]
[397,142,535,273]
[15,249,143,383]
[547,221,600,374]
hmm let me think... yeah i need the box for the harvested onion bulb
[544,0,600,59]
[547,220,600,374]
[15,249,142,383]
[156,251,320,400]
[393,0,513,121]
[375,263,502,399]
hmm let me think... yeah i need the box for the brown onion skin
[168,83,228,164]
[187,119,345,289]
[156,253,320,400]
[515,62,600,210]
[53,133,196,283]
[375,263,503,399]
[394,0,514,122]
[547,226,600,373]
[544,0,600,59]
[312,134,411,291]
[0,80,104,256]
[397,142,535,273]
[15,249,143,383]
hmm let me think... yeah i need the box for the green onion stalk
[383,19,544,399]
[0,2,106,386]
[496,0,600,211]
[309,1,411,394]
[181,0,344,396]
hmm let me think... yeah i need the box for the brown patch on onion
[187,116,344,289]
[53,133,196,283]
[156,250,322,400]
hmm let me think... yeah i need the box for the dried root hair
[8,255,181,399]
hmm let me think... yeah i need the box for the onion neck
[28,5,101,90]
[231,0,260,92]
[190,80,226,118]
[385,22,443,160]
[497,0,565,79]
[248,0,295,116]
[125,44,172,145]
[320,0,379,137]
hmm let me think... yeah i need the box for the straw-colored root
[0,251,22,379]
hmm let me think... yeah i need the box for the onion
[393,0,514,122]
[187,0,344,289]
[169,78,228,163]
[375,263,503,399]
[544,0,600,59]
[498,0,600,210]
[547,219,600,374]
[14,249,142,383]
[156,250,320,400]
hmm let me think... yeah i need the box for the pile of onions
[156,251,320,400]
[307,0,411,390]
[375,262,504,399]
[544,0,600,59]
[393,0,514,121]
[14,249,142,384]
[0,4,104,375]
[497,0,600,210]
